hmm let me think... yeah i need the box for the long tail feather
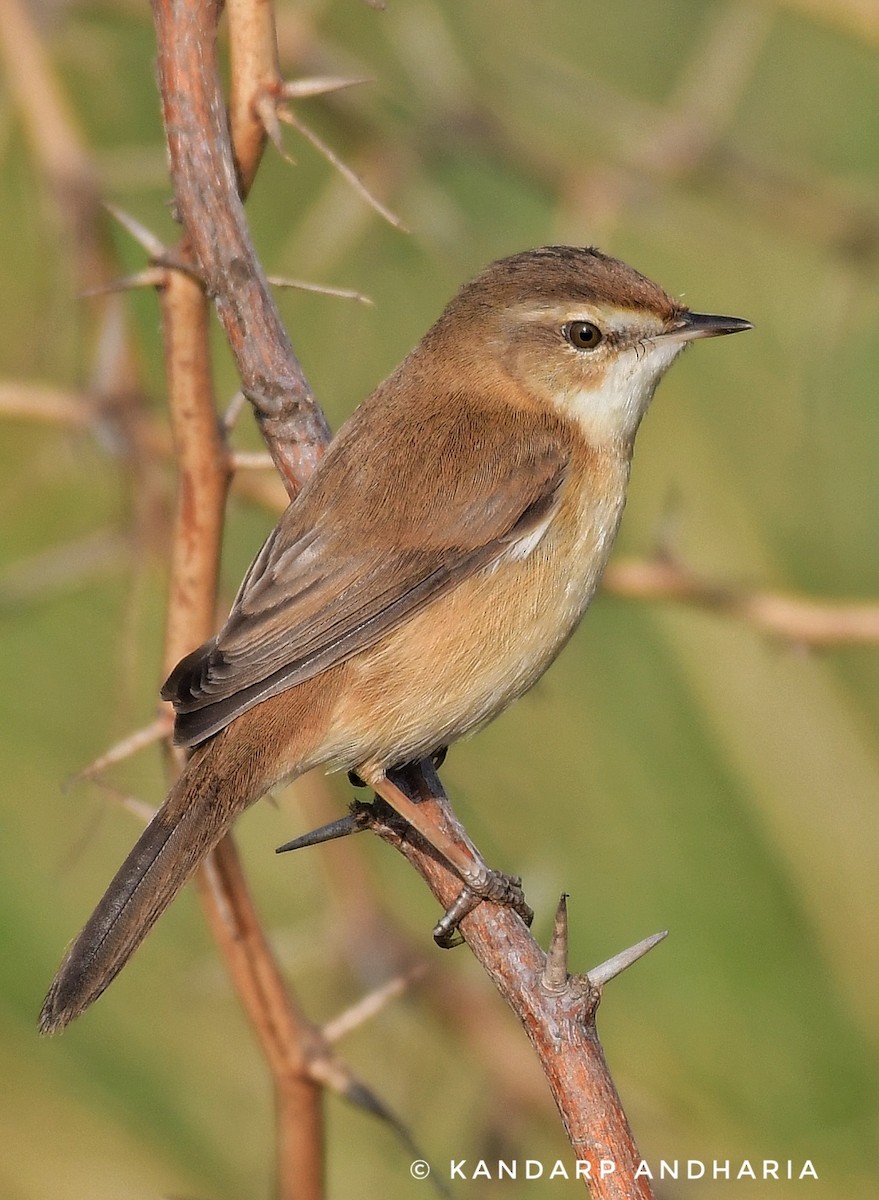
[39,746,255,1034]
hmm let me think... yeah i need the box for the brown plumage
[40,246,750,1034]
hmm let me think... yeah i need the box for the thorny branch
[155,0,329,497]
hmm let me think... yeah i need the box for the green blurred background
[2,0,878,1196]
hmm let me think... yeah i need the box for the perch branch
[374,762,657,1198]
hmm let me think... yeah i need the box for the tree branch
[153,0,329,498]
[604,557,879,646]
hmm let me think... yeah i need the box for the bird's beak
[664,311,753,341]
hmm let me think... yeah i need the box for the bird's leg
[275,756,532,944]
[362,758,534,947]
[360,764,486,884]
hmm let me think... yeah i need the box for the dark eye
[564,321,603,350]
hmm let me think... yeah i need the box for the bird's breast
[325,442,631,770]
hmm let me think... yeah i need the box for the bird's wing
[162,395,569,746]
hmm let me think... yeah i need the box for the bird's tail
[39,738,262,1035]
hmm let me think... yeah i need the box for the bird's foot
[277,756,533,951]
[433,870,533,948]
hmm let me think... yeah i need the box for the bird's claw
[433,870,533,948]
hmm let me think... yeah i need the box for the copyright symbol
[410,1160,431,1179]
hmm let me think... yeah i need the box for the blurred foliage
[1,0,878,1197]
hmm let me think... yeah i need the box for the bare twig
[155,237,329,1200]
[0,383,93,426]
[293,770,559,1123]
[197,837,326,1198]
[0,0,168,601]
[604,557,879,646]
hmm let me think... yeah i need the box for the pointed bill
[665,311,753,341]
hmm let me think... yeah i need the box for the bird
[40,245,750,1034]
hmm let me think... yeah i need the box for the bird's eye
[564,321,603,350]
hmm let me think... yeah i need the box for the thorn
[80,267,168,297]
[114,790,157,826]
[280,75,372,100]
[103,202,168,258]
[307,1056,451,1199]
[282,113,407,231]
[541,893,570,993]
[275,811,369,854]
[308,1052,391,1119]
[0,529,126,605]
[65,714,173,788]
[89,293,127,399]
[267,274,373,305]
[256,91,296,164]
[0,384,89,428]
[587,930,668,988]
[323,965,426,1044]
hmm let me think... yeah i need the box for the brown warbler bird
[40,246,750,1034]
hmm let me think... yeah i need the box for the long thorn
[80,267,168,297]
[541,893,570,993]
[283,113,407,230]
[587,930,668,988]
[280,75,372,100]
[256,92,295,164]
[103,202,168,258]
[222,389,247,429]
[230,451,276,471]
[267,274,373,305]
[275,812,368,854]
[308,1058,451,1199]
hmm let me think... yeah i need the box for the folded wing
[162,395,570,747]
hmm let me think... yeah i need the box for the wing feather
[162,394,570,747]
